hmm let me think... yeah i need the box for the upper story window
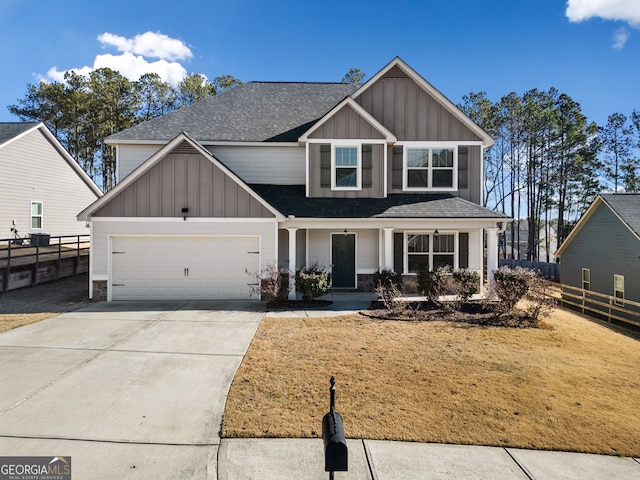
[335,146,358,188]
[403,144,457,191]
[31,201,43,229]
[332,144,361,190]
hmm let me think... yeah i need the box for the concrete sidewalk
[219,438,640,480]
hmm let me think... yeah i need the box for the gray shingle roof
[0,122,38,147]
[251,185,508,219]
[106,82,356,143]
[601,193,640,238]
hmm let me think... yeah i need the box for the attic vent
[382,66,409,79]
[171,141,200,155]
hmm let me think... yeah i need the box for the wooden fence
[498,259,559,280]
[0,234,90,292]
[560,284,640,330]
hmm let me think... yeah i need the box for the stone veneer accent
[92,280,108,301]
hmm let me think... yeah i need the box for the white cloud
[613,26,631,48]
[97,31,192,61]
[43,31,192,86]
[566,0,640,27]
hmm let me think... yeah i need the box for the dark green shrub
[295,263,331,302]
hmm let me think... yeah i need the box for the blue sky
[0,0,638,127]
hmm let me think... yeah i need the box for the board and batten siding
[93,149,275,219]
[308,143,385,198]
[355,66,482,142]
[90,220,278,281]
[117,144,305,185]
[308,104,386,140]
[0,127,99,236]
[560,203,640,303]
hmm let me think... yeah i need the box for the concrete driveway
[0,300,264,479]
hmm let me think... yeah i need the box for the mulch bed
[363,300,544,328]
[266,299,333,310]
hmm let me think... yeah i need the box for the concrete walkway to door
[0,300,264,479]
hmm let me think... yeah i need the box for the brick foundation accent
[92,280,108,301]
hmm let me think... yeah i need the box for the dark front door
[332,234,356,288]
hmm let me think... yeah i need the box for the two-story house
[78,57,508,301]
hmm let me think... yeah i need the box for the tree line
[8,69,639,260]
[9,69,241,191]
[459,90,639,261]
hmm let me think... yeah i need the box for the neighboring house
[79,57,509,301]
[556,193,640,306]
[0,122,102,240]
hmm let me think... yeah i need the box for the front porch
[277,222,501,300]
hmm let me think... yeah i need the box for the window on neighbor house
[582,268,590,291]
[406,233,456,273]
[334,146,359,188]
[405,147,455,190]
[614,275,624,306]
[31,201,43,229]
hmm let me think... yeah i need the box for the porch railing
[0,234,90,292]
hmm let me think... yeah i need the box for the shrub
[492,266,535,312]
[416,266,450,303]
[524,274,557,322]
[295,263,331,302]
[373,268,403,310]
[246,264,292,302]
[449,268,481,310]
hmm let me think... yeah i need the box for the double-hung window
[614,275,624,306]
[333,145,360,189]
[404,145,456,191]
[582,268,590,291]
[31,201,43,229]
[406,232,456,273]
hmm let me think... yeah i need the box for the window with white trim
[614,274,624,306]
[404,146,456,190]
[582,268,590,291]
[333,145,360,189]
[31,201,43,229]
[406,232,456,273]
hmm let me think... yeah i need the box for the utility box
[30,233,50,247]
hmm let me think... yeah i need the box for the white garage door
[111,236,260,300]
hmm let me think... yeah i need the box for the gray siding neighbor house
[0,122,102,239]
[79,57,509,301]
[556,194,640,316]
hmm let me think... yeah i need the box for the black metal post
[329,376,336,480]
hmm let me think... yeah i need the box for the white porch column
[383,227,394,270]
[486,227,499,288]
[287,228,298,300]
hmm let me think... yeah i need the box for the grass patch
[222,307,640,456]
[0,313,59,333]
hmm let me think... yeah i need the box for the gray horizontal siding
[560,203,640,303]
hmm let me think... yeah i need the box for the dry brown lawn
[0,313,59,333]
[222,307,640,456]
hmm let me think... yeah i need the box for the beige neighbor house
[0,122,102,241]
[79,57,509,301]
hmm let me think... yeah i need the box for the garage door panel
[111,236,260,300]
